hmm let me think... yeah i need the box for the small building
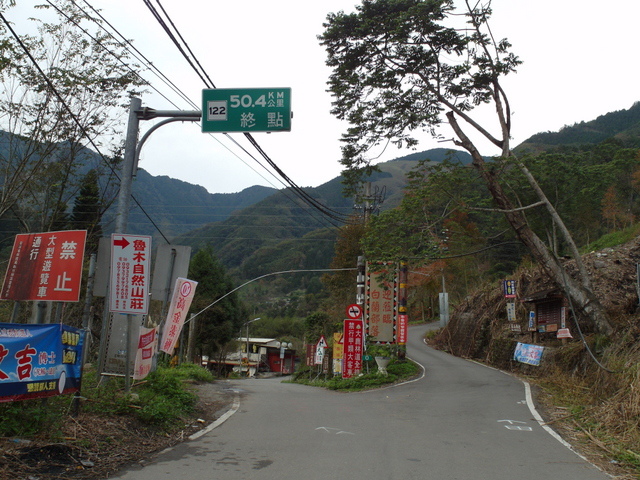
[521,288,569,335]
[205,337,296,377]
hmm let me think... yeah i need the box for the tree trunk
[446,111,613,336]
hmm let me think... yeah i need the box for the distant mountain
[516,101,640,153]
[0,129,277,246]
[174,147,474,281]
[117,169,276,241]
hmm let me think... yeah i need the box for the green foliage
[0,397,66,438]
[320,0,520,184]
[291,359,419,391]
[188,246,247,356]
[0,364,214,439]
[582,223,640,252]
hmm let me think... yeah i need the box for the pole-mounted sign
[202,88,291,133]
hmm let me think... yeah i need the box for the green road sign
[202,88,291,133]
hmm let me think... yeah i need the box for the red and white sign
[342,319,363,378]
[109,234,151,314]
[133,325,158,380]
[397,314,408,344]
[314,335,327,365]
[346,303,363,319]
[0,230,87,302]
[160,277,198,354]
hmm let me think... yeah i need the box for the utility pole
[105,98,201,392]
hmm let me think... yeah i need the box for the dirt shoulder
[1,381,236,480]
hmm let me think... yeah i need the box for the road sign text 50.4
[230,94,267,108]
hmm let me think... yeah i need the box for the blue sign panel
[0,323,84,402]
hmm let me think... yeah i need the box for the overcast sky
[6,1,640,194]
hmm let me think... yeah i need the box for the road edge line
[189,390,241,441]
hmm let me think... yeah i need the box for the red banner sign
[160,278,198,354]
[342,319,363,378]
[0,230,86,302]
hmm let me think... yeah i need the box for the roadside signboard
[0,322,84,402]
[513,342,544,366]
[202,87,291,133]
[397,314,408,345]
[0,230,87,302]
[109,234,151,314]
[503,280,517,298]
[366,263,398,343]
[342,319,363,378]
[159,277,198,354]
[314,335,327,365]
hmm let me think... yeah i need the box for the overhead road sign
[202,88,292,133]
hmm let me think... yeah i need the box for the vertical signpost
[108,234,151,391]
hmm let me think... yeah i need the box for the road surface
[110,323,609,479]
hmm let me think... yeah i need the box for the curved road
[111,323,609,480]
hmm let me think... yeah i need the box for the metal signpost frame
[202,88,292,133]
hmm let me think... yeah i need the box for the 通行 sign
[0,230,87,302]
[202,88,291,133]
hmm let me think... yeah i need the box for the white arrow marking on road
[315,427,355,435]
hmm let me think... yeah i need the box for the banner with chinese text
[0,230,86,302]
[109,234,151,314]
[342,319,363,378]
[365,262,398,343]
[134,326,158,380]
[513,342,544,366]
[160,278,198,354]
[0,323,84,403]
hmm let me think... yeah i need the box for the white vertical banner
[109,234,151,314]
[160,277,198,354]
[133,325,158,380]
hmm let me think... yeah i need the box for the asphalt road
[110,323,609,480]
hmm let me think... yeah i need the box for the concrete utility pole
[109,98,201,392]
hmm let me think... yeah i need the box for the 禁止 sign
[0,323,84,403]
[0,230,87,302]
[109,234,151,314]
[202,88,291,133]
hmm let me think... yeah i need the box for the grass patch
[0,363,215,439]
[290,359,420,392]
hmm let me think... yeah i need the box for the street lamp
[244,317,261,376]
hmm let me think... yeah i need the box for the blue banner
[0,323,84,402]
[513,342,544,366]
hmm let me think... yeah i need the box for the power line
[0,10,172,243]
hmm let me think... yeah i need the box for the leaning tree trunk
[446,112,613,337]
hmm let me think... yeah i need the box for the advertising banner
[134,326,158,380]
[365,263,397,343]
[0,230,87,302]
[160,278,198,354]
[0,323,84,402]
[503,280,517,298]
[513,342,544,366]
[109,234,152,315]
